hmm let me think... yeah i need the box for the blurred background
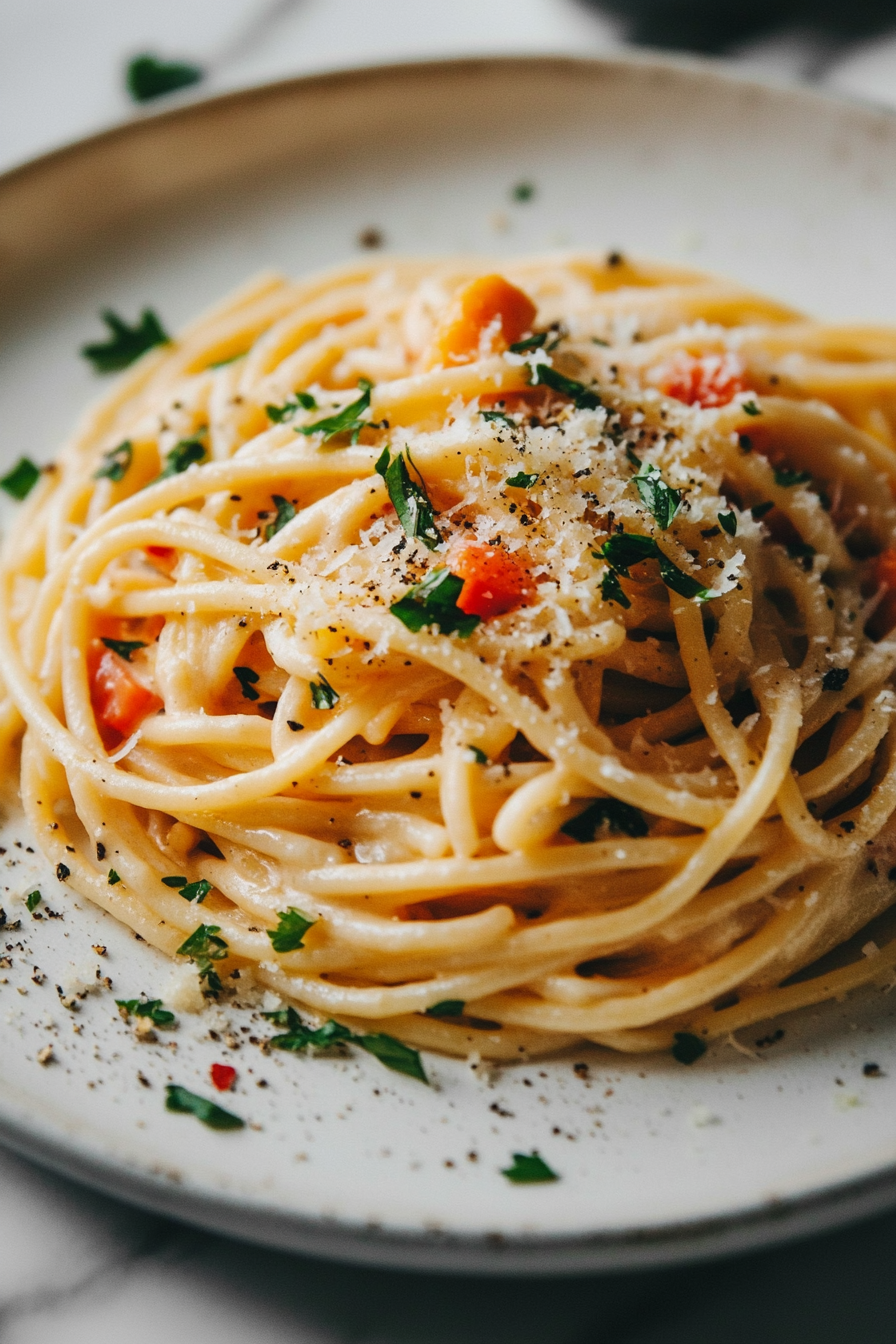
[4,3,896,1342]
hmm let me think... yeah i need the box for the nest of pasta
[4,252,896,1062]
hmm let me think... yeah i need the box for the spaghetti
[4,251,896,1061]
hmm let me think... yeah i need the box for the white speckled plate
[3,55,896,1274]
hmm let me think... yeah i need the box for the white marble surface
[5,3,896,1340]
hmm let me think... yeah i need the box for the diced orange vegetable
[451,542,535,620]
[657,352,746,408]
[427,274,537,368]
[146,545,176,565]
[870,548,896,638]
[211,1063,237,1091]
[88,640,162,743]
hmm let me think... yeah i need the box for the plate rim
[4,49,896,1273]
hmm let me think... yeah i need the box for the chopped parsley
[822,667,850,692]
[0,458,40,500]
[506,471,539,489]
[126,54,203,103]
[561,798,648,842]
[81,308,170,372]
[233,666,259,701]
[264,1006,428,1082]
[751,500,774,520]
[101,637,146,662]
[671,1031,707,1064]
[375,447,441,551]
[511,181,536,202]
[94,440,133,482]
[632,461,682,530]
[108,869,121,885]
[466,745,488,764]
[157,436,206,478]
[264,494,296,540]
[481,410,516,427]
[310,674,339,710]
[116,997,175,1027]
[528,363,601,410]
[656,551,714,602]
[267,907,316,953]
[266,391,317,422]
[176,924,228,994]
[741,400,762,417]
[599,569,631,609]
[425,1000,466,1017]
[162,876,212,903]
[391,569,480,638]
[597,533,658,573]
[502,1152,559,1184]
[718,510,737,536]
[773,466,812,488]
[598,534,716,602]
[165,1083,244,1131]
[297,379,373,444]
[25,891,41,912]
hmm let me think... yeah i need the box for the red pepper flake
[210,1062,237,1092]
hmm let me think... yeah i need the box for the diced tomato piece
[146,545,176,564]
[450,542,535,619]
[427,274,537,368]
[210,1063,237,1092]
[869,548,896,638]
[657,352,746,408]
[88,640,162,743]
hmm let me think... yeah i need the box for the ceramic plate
[3,55,896,1274]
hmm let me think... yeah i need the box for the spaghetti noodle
[4,251,896,1061]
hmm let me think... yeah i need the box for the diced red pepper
[427,274,537,368]
[210,1063,237,1092]
[146,545,176,564]
[657,352,746,408]
[450,542,535,619]
[88,639,163,744]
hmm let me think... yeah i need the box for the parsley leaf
[822,667,850,692]
[671,1031,707,1064]
[158,436,206,479]
[264,494,296,540]
[263,1007,428,1081]
[178,879,212,903]
[656,551,714,602]
[101,637,146,662]
[425,999,466,1017]
[233,666,260,701]
[165,1083,244,1130]
[774,466,812,488]
[162,875,187,887]
[632,462,682,530]
[116,997,175,1028]
[94,440,133,483]
[506,471,539,488]
[268,907,316,953]
[0,458,41,500]
[511,181,536,202]
[310,674,339,710]
[108,869,121,885]
[742,400,762,417]
[266,392,317,422]
[509,332,548,353]
[375,448,441,550]
[599,569,631,609]
[126,54,203,103]
[176,924,228,994]
[391,569,480,638]
[528,363,601,409]
[25,891,41,912]
[297,379,373,444]
[597,533,658,574]
[751,500,774,520]
[466,745,488,764]
[81,309,170,372]
[502,1152,559,1184]
[718,510,737,536]
[561,798,648,842]
[481,409,516,427]
[356,1032,428,1082]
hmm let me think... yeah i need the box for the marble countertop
[4,3,896,1340]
